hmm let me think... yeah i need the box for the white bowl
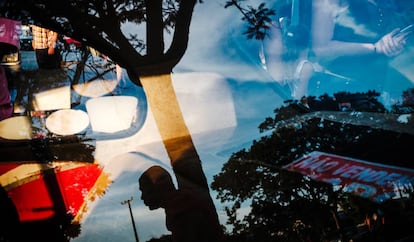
[85,96,138,133]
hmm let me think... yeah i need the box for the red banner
[0,17,21,48]
[0,162,104,222]
[284,151,414,202]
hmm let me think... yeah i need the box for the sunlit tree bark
[140,74,209,191]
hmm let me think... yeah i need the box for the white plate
[0,116,32,140]
[46,109,90,135]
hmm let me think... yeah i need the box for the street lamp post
[121,197,139,242]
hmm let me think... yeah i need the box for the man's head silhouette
[138,166,175,210]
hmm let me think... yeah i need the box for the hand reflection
[375,28,409,57]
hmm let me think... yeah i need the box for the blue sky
[68,1,414,241]
[177,0,270,81]
[2,1,413,241]
[177,0,414,105]
[72,3,284,241]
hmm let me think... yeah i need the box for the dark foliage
[225,0,275,40]
[212,90,414,241]
[0,0,200,79]
[392,88,414,115]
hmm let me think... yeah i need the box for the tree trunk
[141,74,224,239]
[140,74,209,192]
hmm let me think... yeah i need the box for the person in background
[311,0,412,94]
[138,165,225,242]
[262,1,318,100]
[281,24,316,100]
[263,22,317,100]
[31,25,61,69]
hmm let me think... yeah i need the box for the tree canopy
[212,90,414,241]
[0,0,200,82]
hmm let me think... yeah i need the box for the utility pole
[121,197,139,242]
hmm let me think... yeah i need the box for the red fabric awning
[0,17,21,48]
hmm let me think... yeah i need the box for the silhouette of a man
[138,165,224,242]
